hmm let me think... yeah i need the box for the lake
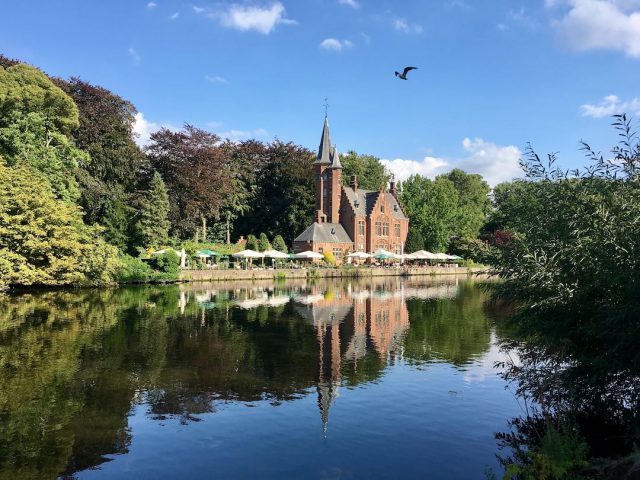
[0,276,521,479]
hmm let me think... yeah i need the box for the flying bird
[395,66,417,80]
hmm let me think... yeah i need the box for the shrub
[323,251,336,266]
[257,233,270,252]
[114,255,152,283]
[246,234,259,251]
[272,235,288,253]
[149,251,180,274]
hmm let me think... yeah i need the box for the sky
[2,0,640,185]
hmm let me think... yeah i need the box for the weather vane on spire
[324,97,329,118]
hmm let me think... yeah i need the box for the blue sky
[2,0,640,184]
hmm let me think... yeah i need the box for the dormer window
[331,227,336,235]
[381,205,385,213]
[354,200,360,208]
[394,204,398,212]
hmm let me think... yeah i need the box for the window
[394,223,400,238]
[318,247,324,254]
[333,248,343,258]
[383,222,389,236]
[375,222,382,235]
[358,220,365,236]
[381,204,385,213]
[357,243,364,251]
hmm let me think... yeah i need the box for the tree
[340,150,391,190]
[0,162,117,287]
[272,235,288,253]
[404,228,425,253]
[136,171,170,248]
[441,169,490,239]
[236,141,315,245]
[257,233,270,252]
[245,234,259,251]
[54,77,147,233]
[147,125,234,241]
[400,175,459,252]
[0,64,88,202]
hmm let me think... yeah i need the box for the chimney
[390,181,398,199]
[350,175,358,191]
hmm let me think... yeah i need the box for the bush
[323,251,336,266]
[272,235,288,253]
[246,234,258,251]
[257,233,270,252]
[149,251,180,274]
[114,255,152,283]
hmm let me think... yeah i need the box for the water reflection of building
[293,285,409,431]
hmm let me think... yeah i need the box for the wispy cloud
[128,47,141,65]
[381,138,522,186]
[170,11,179,20]
[580,94,640,117]
[393,18,423,34]
[338,0,360,9]
[200,2,296,34]
[547,0,640,57]
[147,1,157,8]
[206,120,223,128]
[205,75,229,84]
[319,38,354,52]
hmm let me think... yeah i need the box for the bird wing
[403,66,417,75]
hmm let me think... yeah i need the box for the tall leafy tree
[272,235,288,253]
[441,169,490,238]
[136,171,170,248]
[54,77,147,230]
[340,150,391,190]
[400,175,459,252]
[236,141,315,244]
[404,228,425,253]
[147,125,234,241]
[257,233,270,252]
[0,64,88,202]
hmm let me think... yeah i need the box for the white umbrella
[433,253,450,261]
[293,251,324,260]
[232,249,265,259]
[409,250,438,260]
[263,249,290,259]
[372,248,394,257]
[347,251,371,259]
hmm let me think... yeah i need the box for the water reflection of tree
[0,277,495,478]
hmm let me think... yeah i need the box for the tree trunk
[201,216,207,242]
[226,217,231,245]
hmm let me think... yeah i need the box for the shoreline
[179,266,487,283]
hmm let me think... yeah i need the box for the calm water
[0,276,521,479]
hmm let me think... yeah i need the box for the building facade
[293,116,409,261]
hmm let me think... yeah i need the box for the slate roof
[315,117,333,165]
[342,186,408,220]
[294,222,353,244]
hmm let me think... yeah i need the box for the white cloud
[319,38,354,51]
[381,138,522,186]
[128,47,141,65]
[206,120,223,128]
[393,18,423,34]
[217,128,268,141]
[193,5,205,13]
[132,112,160,147]
[205,74,229,84]
[547,0,640,57]
[216,2,296,34]
[580,94,640,117]
[170,11,179,20]
[147,1,157,8]
[338,0,360,8]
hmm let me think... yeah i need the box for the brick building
[293,116,409,261]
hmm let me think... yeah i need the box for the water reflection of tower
[295,283,410,432]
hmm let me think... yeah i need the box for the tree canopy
[340,150,391,191]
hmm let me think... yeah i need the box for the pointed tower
[328,145,342,223]
[314,117,332,223]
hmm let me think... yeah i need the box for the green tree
[136,171,170,248]
[404,228,425,253]
[54,77,147,240]
[272,235,288,253]
[0,64,88,202]
[401,175,459,252]
[257,233,270,252]
[0,163,117,287]
[340,150,391,190]
[245,234,259,251]
[441,169,490,239]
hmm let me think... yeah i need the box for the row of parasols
[196,248,462,262]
